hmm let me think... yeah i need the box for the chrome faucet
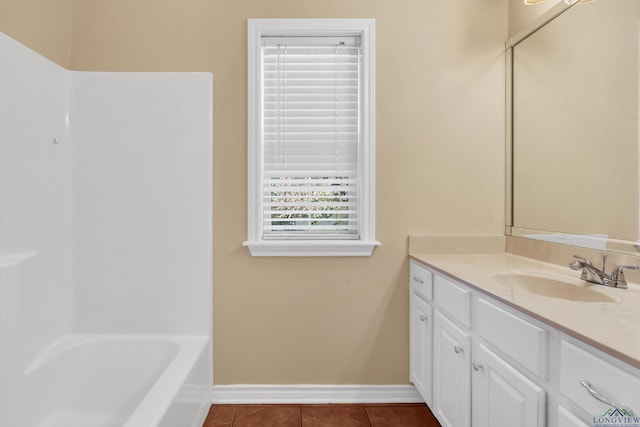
[569,255,639,289]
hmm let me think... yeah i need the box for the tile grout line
[230,405,237,427]
[363,406,373,427]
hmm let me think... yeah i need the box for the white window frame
[244,18,379,257]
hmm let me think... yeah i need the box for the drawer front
[558,406,589,427]
[434,274,471,328]
[560,339,640,417]
[476,298,547,378]
[410,260,433,301]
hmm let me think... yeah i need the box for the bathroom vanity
[409,253,640,427]
[407,1,640,425]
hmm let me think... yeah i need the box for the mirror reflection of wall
[511,0,640,248]
[509,0,563,37]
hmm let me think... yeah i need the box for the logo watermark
[593,409,640,427]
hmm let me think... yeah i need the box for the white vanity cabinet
[409,261,434,405]
[472,342,545,427]
[432,310,471,427]
[431,273,472,427]
[410,259,546,427]
[409,257,640,427]
[473,297,546,427]
[410,294,432,405]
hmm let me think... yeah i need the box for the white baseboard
[210,384,424,405]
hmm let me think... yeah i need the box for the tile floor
[203,403,441,427]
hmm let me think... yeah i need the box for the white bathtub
[3,334,210,427]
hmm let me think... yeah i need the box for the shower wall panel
[70,72,212,335]
[0,30,212,352]
[0,33,73,364]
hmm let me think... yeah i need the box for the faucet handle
[572,254,608,272]
[573,255,593,265]
[570,254,588,270]
[611,264,639,274]
[608,265,639,288]
[610,265,639,278]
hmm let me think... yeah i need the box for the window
[244,19,378,256]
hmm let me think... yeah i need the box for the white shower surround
[0,33,213,427]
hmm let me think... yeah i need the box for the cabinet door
[410,295,432,405]
[472,343,545,427]
[433,311,471,427]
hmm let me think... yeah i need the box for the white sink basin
[490,272,617,303]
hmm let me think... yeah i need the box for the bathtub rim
[22,333,209,427]
[123,334,209,427]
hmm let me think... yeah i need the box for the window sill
[242,240,381,257]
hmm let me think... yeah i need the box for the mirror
[509,0,640,253]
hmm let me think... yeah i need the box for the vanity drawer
[558,406,589,427]
[434,274,471,328]
[476,298,547,378]
[410,260,433,301]
[560,339,640,417]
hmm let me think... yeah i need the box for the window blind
[261,36,362,240]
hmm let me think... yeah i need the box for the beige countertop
[410,252,640,370]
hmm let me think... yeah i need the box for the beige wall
[0,0,71,66]
[2,0,507,384]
